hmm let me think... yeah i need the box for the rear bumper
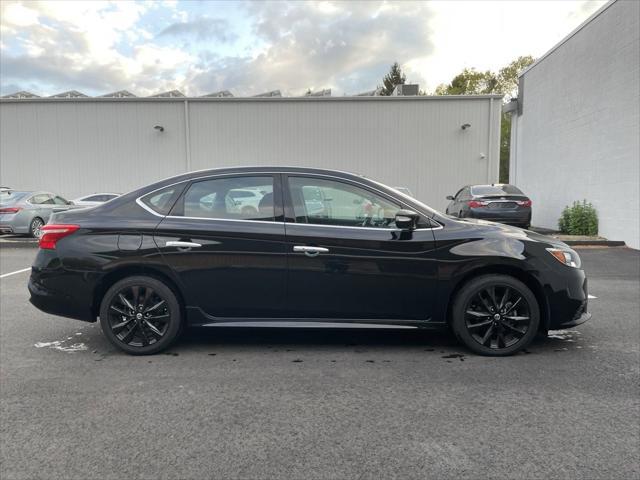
[28,268,95,322]
[0,224,15,234]
[467,209,531,225]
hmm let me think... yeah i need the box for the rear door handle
[293,246,329,257]
[166,241,202,249]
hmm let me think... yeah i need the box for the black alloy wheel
[99,276,182,355]
[451,274,540,356]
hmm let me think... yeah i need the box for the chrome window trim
[285,222,441,232]
[135,171,444,231]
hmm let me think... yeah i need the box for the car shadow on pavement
[171,326,589,358]
[178,327,459,350]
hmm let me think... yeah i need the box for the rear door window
[174,176,275,222]
[30,194,52,205]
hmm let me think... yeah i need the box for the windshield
[0,191,28,204]
[471,185,524,196]
[367,178,440,217]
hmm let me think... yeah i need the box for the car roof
[79,192,120,197]
[144,166,366,191]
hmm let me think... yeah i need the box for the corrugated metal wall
[1,96,501,211]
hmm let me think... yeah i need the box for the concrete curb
[562,240,626,247]
[0,239,38,249]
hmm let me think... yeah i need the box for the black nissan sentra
[28,167,590,356]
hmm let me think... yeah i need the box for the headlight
[546,247,582,268]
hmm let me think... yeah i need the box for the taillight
[468,200,488,208]
[38,224,80,250]
[517,200,532,207]
[0,207,21,214]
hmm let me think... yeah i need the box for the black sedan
[28,167,590,356]
[445,184,532,228]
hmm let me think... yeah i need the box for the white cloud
[411,0,606,92]
[0,0,607,97]
[0,0,193,95]
[2,2,39,27]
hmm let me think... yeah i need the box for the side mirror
[395,209,419,230]
[446,195,454,201]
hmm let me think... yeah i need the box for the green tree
[434,68,497,95]
[435,56,535,182]
[380,62,407,96]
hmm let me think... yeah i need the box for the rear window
[471,185,524,196]
[0,191,27,204]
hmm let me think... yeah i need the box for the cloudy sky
[0,0,606,97]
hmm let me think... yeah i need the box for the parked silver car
[0,190,79,237]
[72,192,120,207]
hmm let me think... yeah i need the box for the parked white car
[72,193,120,207]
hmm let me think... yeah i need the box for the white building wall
[511,0,639,249]
[0,96,501,211]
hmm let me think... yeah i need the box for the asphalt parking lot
[1,243,638,479]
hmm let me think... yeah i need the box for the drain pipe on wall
[486,97,495,183]
[184,100,191,172]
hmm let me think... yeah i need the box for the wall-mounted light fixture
[461,123,471,130]
[154,125,164,132]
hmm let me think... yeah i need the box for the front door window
[288,176,401,228]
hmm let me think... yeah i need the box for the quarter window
[288,177,402,229]
[177,176,274,221]
[140,186,180,215]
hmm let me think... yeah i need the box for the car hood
[452,217,568,248]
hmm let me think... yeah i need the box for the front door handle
[166,241,202,249]
[293,246,329,257]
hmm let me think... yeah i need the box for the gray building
[0,95,502,211]
[507,0,639,249]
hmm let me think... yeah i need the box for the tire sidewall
[29,217,44,238]
[451,274,540,356]
[99,276,182,355]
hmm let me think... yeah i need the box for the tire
[99,276,182,355]
[451,274,540,356]
[241,205,258,216]
[29,217,44,238]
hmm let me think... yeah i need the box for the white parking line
[588,294,597,299]
[0,267,31,279]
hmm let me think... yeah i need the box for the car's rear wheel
[29,217,44,238]
[99,276,182,355]
[241,205,258,216]
[451,274,539,356]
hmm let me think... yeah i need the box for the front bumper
[545,266,592,330]
[554,310,592,329]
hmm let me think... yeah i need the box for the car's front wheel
[451,274,539,356]
[99,276,182,355]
